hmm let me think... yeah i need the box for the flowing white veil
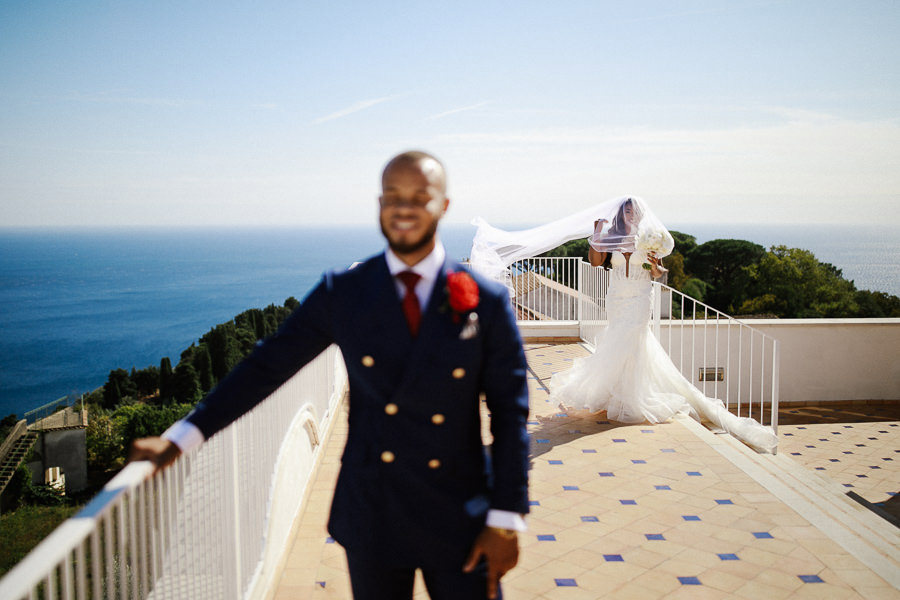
[470,196,674,284]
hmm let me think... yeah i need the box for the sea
[1,223,897,419]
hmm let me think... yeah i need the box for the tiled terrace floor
[272,342,899,599]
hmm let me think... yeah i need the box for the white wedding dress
[550,251,777,453]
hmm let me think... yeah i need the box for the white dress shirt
[164,240,525,531]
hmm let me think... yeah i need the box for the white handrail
[0,346,346,600]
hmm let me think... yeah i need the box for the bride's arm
[648,253,667,279]
[589,249,607,268]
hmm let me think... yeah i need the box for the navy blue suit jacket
[185,253,530,568]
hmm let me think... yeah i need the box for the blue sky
[1,0,898,227]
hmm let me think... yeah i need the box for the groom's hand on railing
[463,526,519,599]
[128,437,182,474]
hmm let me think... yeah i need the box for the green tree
[102,368,136,409]
[740,246,858,317]
[193,344,215,392]
[284,296,300,311]
[854,289,900,317]
[669,230,698,258]
[687,239,766,312]
[171,362,202,405]
[86,411,124,472]
[158,357,174,404]
[114,403,193,447]
[131,365,160,399]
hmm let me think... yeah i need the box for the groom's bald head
[381,151,447,195]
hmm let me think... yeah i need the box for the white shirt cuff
[163,420,205,453]
[486,509,527,532]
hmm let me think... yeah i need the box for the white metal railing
[508,257,582,321]
[652,284,779,433]
[0,346,346,600]
[513,257,778,433]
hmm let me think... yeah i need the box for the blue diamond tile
[682,515,701,521]
[536,439,550,444]
[619,499,636,505]
[686,471,702,476]
[784,433,794,436]
[715,499,733,505]
[631,459,647,464]
[678,576,701,585]
[326,537,335,543]
[527,420,539,425]
[818,438,829,442]
[548,460,563,465]
[815,467,826,471]
[660,448,676,453]
[791,452,802,455]
[613,438,627,443]
[598,472,615,477]
[752,532,773,539]
[805,445,816,448]
[582,449,597,453]
[580,516,599,522]
[798,426,807,429]
[645,533,665,541]
[641,429,654,433]
[843,451,854,454]
[869,465,881,469]
[798,575,824,583]
[843,483,854,488]
[316,581,326,588]
[603,554,624,562]
[528,500,540,506]
[718,553,739,561]
[555,578,577,587]
[829,459,840,462]
[563,485,579,491]
[537,534,556,541]
[655,485,671,490]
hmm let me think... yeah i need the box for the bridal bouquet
[635,227,666,270]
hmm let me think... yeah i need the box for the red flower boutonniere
[444,271,479,323]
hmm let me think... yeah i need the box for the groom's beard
[381,219,439,256]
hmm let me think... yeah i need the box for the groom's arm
[130,274,336,468]
[464,280,530,598]
[479,284,530,515]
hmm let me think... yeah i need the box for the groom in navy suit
[130,151,530,599]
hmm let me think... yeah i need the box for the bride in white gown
[471,197,777,454]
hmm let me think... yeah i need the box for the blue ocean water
[0,223,896,419]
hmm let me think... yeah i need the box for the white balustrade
[0,346,346,600]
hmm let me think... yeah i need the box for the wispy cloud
[313,96,393,124]
[426,102,488,121]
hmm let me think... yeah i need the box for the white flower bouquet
[635,228,668,271]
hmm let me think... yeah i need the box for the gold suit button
[431,413,445,425]
[428,459,441,469]
[380,451,395,463]
[361,355,375,367]
[452,368,466,379]
[384,403,398,415]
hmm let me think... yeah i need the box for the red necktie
[397,271,422,337]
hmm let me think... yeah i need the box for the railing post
[222,426,243,598]
[771,339,780,440]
